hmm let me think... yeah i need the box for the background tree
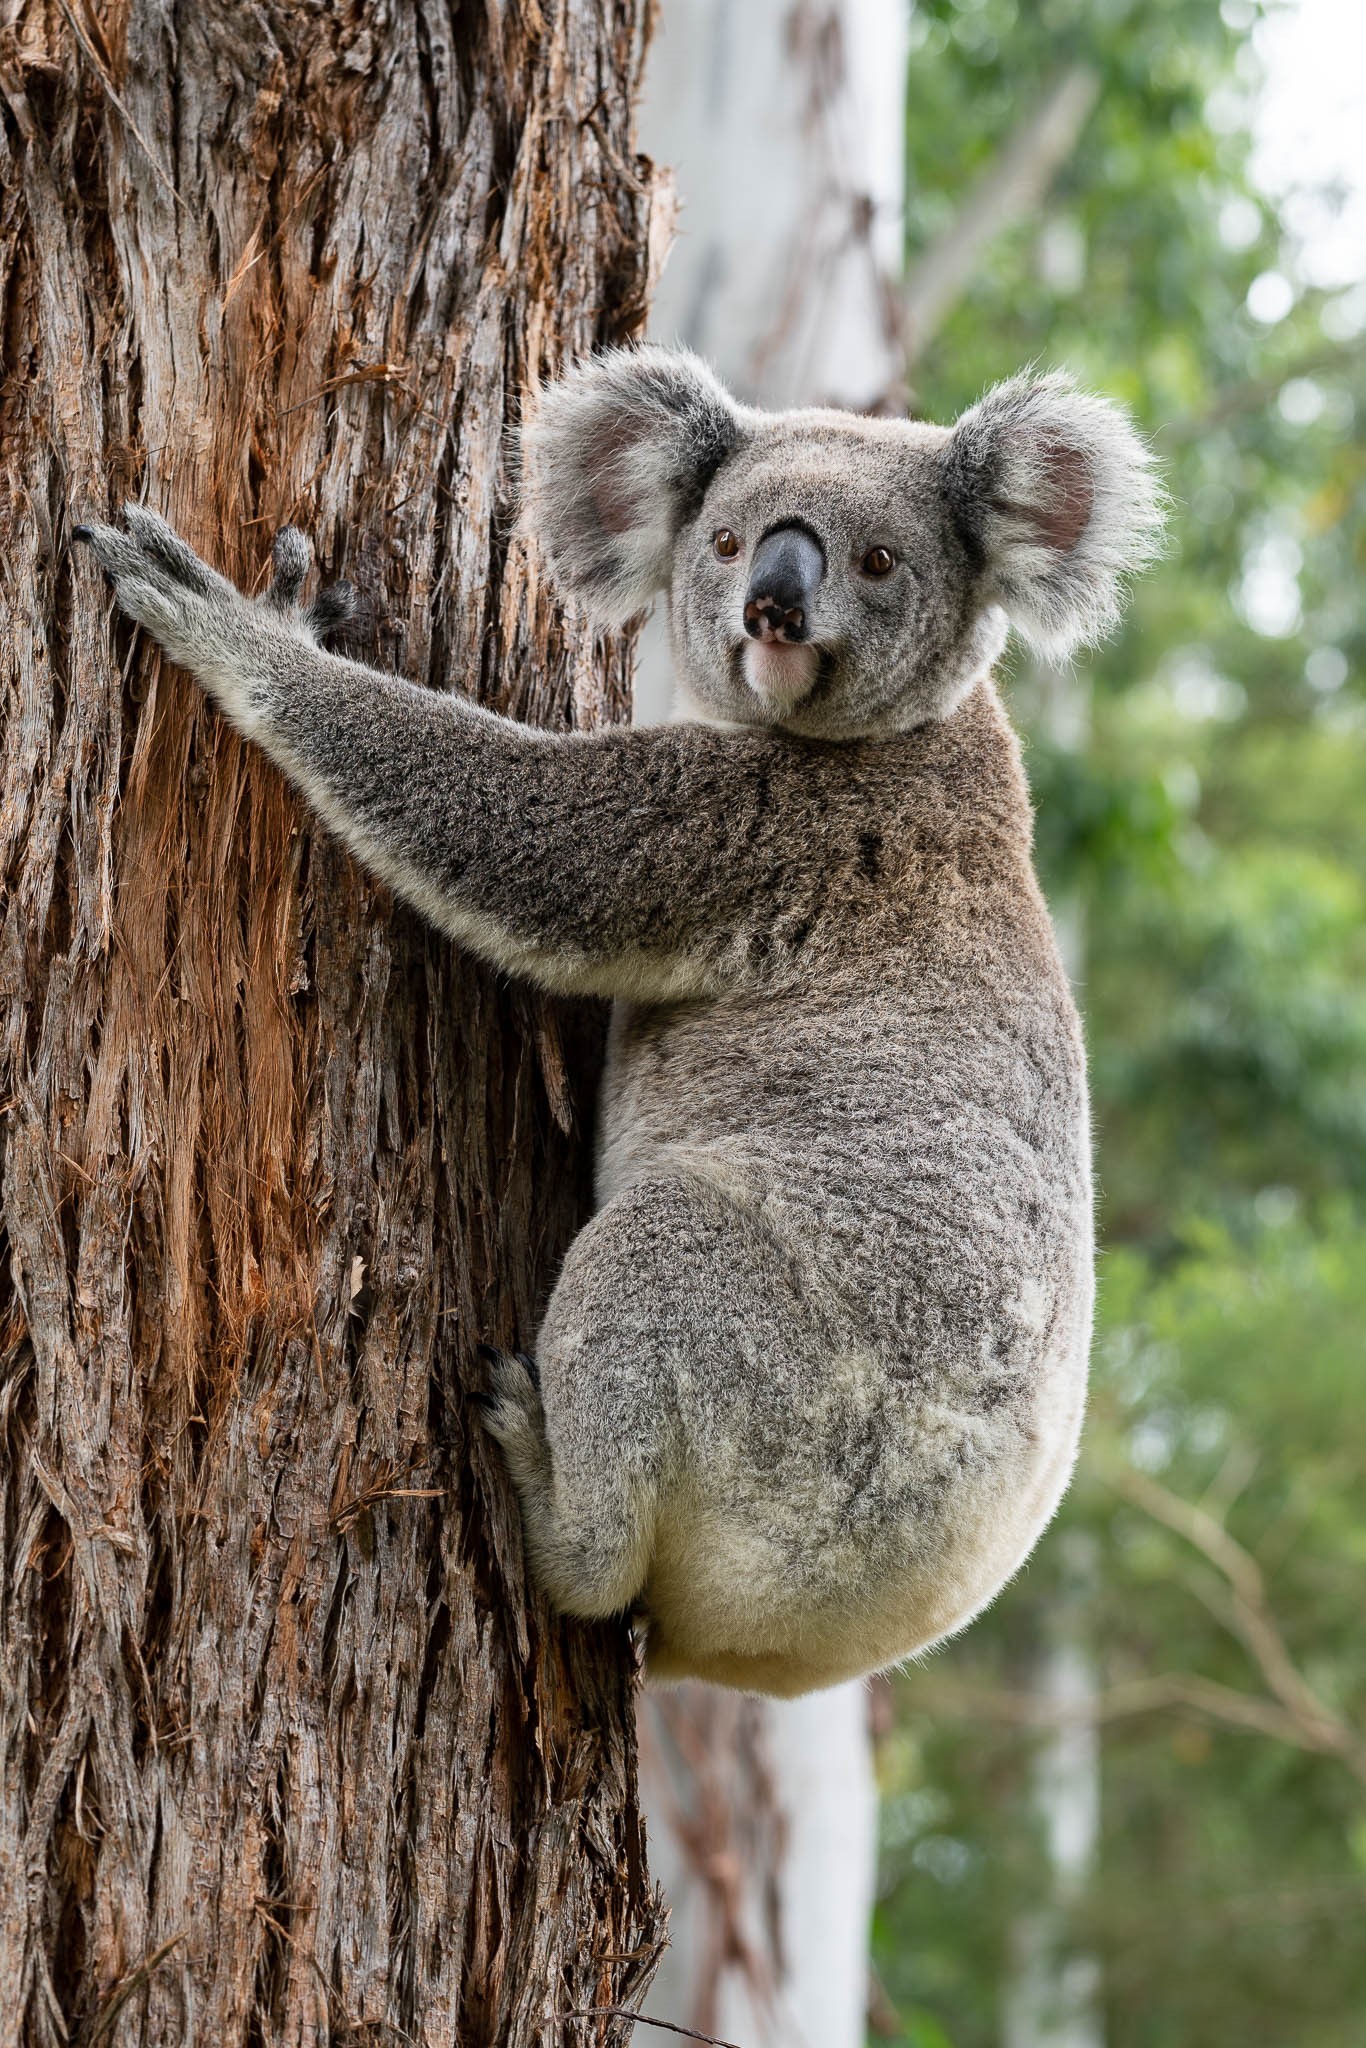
[874,3,1366,2044]
[0,5,667,2043]
[633,4,906,2041]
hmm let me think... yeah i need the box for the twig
[566,2012,743,2048]
[900,65,1100,364]
[330,1452,443,1534]
[910,1669,1318,1749]
[1110,1463,1366,1782]
[79,1935,185,2046]
[274,362,412,419]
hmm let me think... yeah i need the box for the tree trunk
[0,6,666,2043]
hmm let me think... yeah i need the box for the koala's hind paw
[473,1346,548,1476]
[472,1344,654,1619]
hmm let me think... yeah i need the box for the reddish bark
[0,4,667,2040]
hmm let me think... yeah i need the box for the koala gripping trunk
[0,7,666,2044]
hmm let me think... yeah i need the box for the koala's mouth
[737,638,821,709]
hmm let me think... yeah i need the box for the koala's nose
[743,524,825,644]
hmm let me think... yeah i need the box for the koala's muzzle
[743,525,825,645]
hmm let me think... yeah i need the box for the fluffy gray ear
[518,345,747,626]
[944,371,1164,659]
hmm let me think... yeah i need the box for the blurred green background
[873,3,1366,2043]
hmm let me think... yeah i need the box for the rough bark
[0,4,666,2043]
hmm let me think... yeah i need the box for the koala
[74,347,1161,1697]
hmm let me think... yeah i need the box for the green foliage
[875,1,1366,2043]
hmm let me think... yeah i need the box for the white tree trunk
[1002,659,1103,2048]
[1001,1533,1104,2048]
[641,1688,879,2048]
[634,6,906,2042]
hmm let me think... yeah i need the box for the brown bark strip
[0,4,668,2042]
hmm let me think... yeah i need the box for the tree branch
[1111,1464,1366,1782]
[907,1457,1366,1786]
[908,1668,1319,1749]
[900,64,1099,364]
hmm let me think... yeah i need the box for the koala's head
[520,347,1163,740]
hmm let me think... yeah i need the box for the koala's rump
[596,967,1090,1360]
[585,973,1091,1693]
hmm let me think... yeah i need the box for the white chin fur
[744,641,819,706]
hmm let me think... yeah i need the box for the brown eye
[861,545,896,577]
[713,528,741,560]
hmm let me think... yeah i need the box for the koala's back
[587,684,1092,1693]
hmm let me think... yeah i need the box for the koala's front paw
[262,525,364,648]
[72,507,359,731]
[74,504,274,728]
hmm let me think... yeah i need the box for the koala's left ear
[519,345,749,626]
[943,371,1165,659]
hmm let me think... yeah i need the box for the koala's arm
[236,654,825,998]
[74,509,846,1000]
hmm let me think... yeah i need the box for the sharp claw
[513,1350,541,1391]
[71,520,126,576]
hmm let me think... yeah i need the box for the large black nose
[743,524,825,644]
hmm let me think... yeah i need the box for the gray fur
[520,345,750,627]
[75,348,1160,1697]
[945,368,1166,659]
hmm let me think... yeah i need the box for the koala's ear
[518,345,748,625]
[943,371,1164,659]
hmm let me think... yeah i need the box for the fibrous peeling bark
[0,4,667,2041]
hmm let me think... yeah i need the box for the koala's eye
[713,528,742,561]
[861,545,896,578]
